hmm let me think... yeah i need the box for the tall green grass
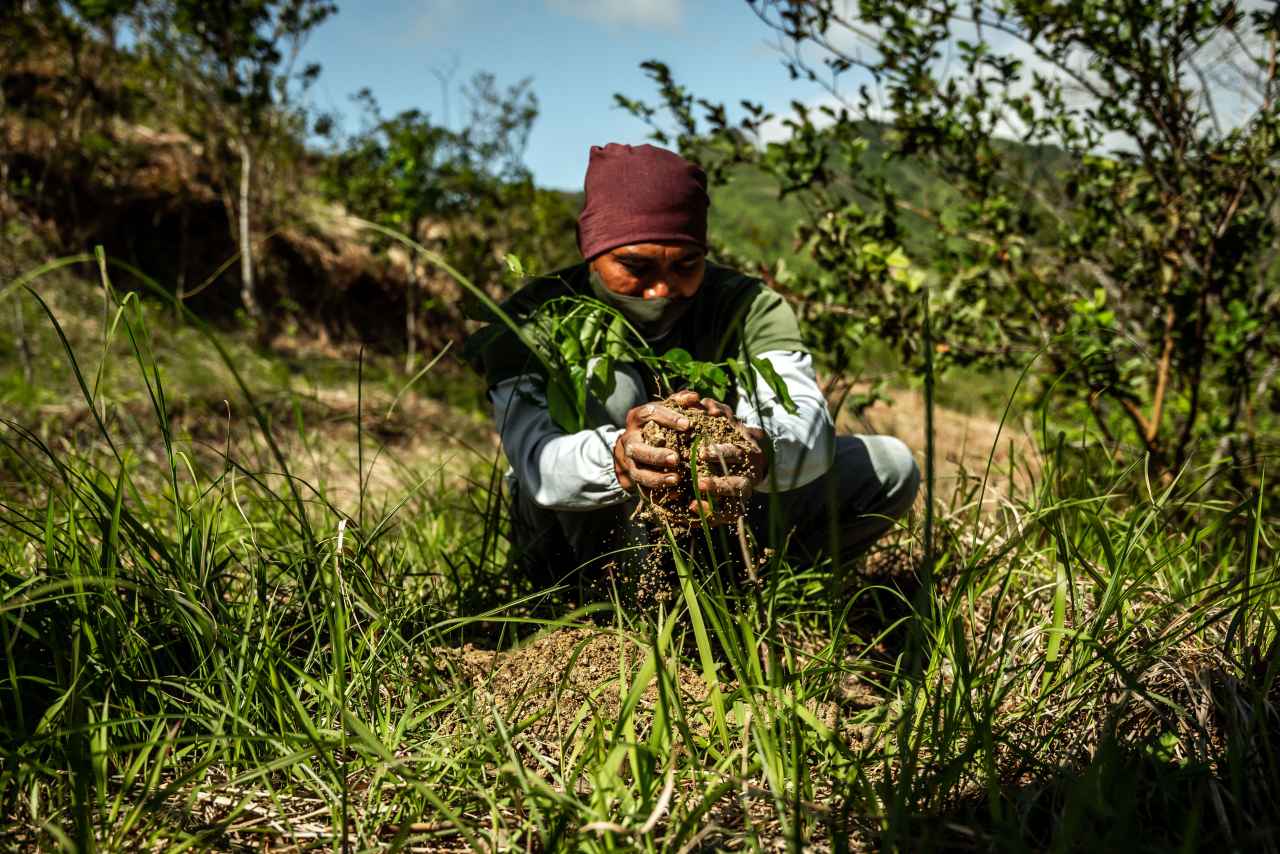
[1,251,1277,851]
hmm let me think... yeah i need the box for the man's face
[590,241,706,300]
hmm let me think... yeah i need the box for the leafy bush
[620,1,1280,481]
[317,83,579,368]
[516,288,796,433]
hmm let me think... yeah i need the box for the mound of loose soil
[638,398,758,529]
[439,628,711,745]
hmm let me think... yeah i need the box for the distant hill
[706,124,1070,272]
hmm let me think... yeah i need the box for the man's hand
[613,390,701,492]
[687,397,766,524]
[613,392,768,526]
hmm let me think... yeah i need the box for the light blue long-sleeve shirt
[489,350,835,511]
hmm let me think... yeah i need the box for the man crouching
[465,142,919,589]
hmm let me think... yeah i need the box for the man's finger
[697,475,753,497]
[697,442,746,465]
[688,499,737,527]
[700,398,734,419]
[633,403,692,431]
[625,441,680,468]
[668,390,702,408]
[632,467,681,489]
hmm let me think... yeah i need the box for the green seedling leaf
[750,356,797,414]
[664,347,693,367]
[561,331,582,363]
[570,363,588,421]
[605,314,628,359]
[589,355,616,400]
[503,253,525,278]
[546,378,581,433]
[579,309,604,352]
[687,362,729,401]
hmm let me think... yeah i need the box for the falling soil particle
[594,553,678,611]
[439,628,711,745]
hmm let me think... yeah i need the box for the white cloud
[410,0,468,42]
[545,0,683,31]
[754,94,850,145]
[761,10,1262,155]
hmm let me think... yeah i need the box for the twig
[1148,301,1177,443]
[1117,395,1159,458]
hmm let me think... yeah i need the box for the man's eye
[621,263,648,276]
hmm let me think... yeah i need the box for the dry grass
[845,384,1039,505]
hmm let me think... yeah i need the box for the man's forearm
[734,351,835,493]
[490,376,629,511]
[491,351,833,507]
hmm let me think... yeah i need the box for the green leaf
[751,356,797,414]
[569,364,588,418]
[579,309,604,353]
[546,379,581,433]
[664,347,693,366]
[605,315,628,359]
[589,355,616,400]
[704,367,729,401]
[561,334,582,363]
[504,253,525,278]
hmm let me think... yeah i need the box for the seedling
[523,292,797,435]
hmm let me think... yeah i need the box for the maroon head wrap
[576,143,710,260]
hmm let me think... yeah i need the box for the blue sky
[298,0,834,189]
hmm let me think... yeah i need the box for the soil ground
[842,385,1039,506]
[435,627,712,745]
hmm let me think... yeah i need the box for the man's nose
[645,280,671,299]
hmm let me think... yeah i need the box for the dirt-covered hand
[612,390,702,493]
[687,397,767,524]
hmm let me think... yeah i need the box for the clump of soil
[438,628,710,745]
[638,397,759,529]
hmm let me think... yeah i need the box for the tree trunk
[405,267,418,373]
[12,300,32,384]
[175,202,189,324]
[237,136,259,321]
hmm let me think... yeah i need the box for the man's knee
[866,435,920,518]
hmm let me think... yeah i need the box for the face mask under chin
[589,271,695,340]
